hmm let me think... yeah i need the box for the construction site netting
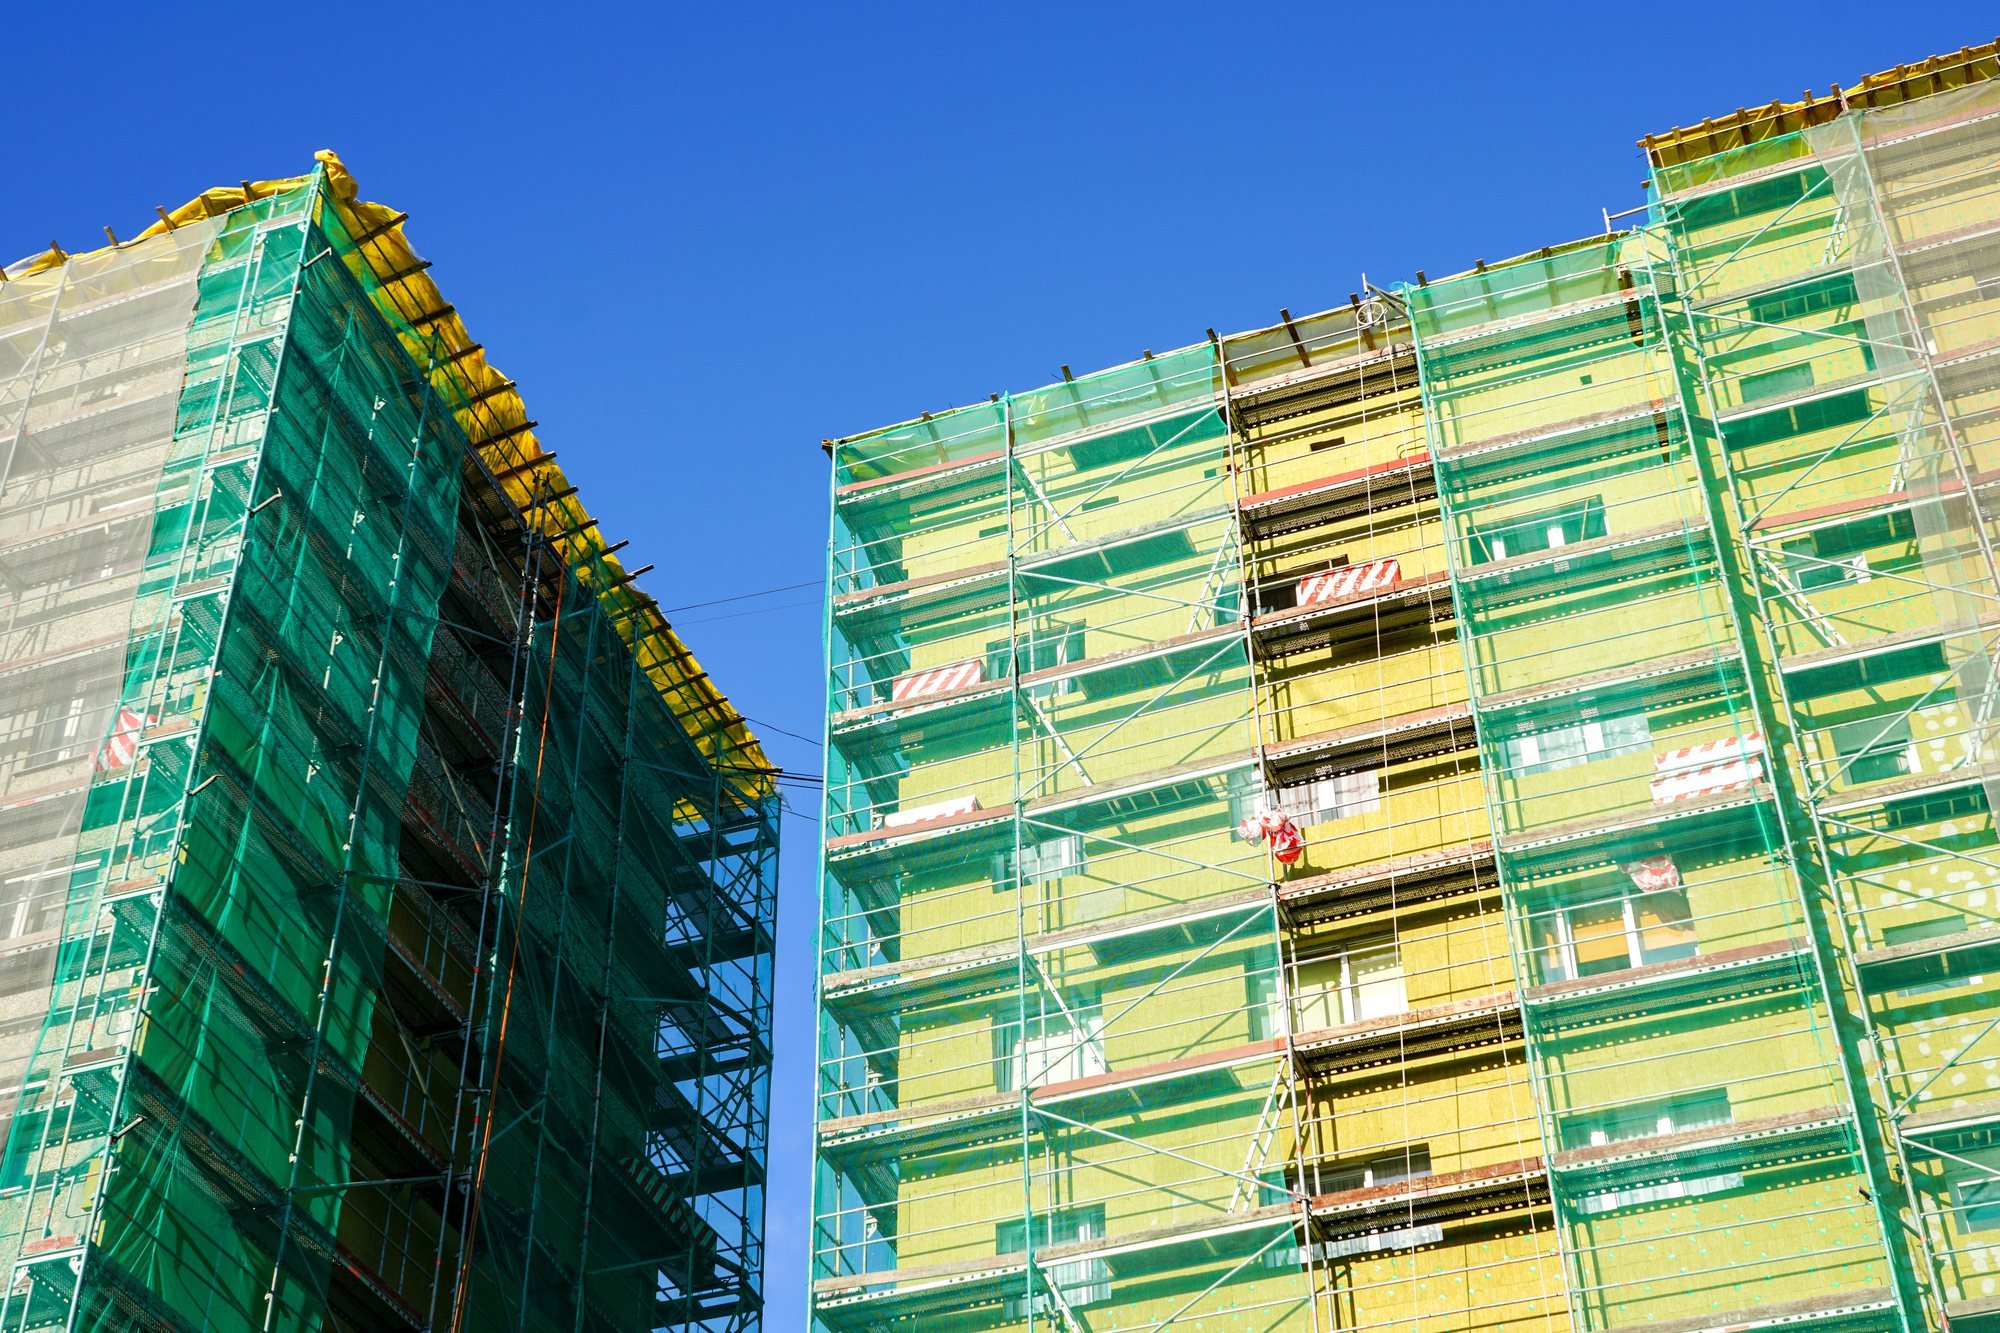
[1403,232,1904,1330]
[817,346,1317,1333]
[4,153,773,818]
[808,44,2000,1333]
[0,165,777,1333]
[0,208,230,1286]
[1651,72,2000,1323]
[1217,298,1567,1333]
[0,205,226,1116]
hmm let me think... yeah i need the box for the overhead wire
[743,716,823,748]
[659,579,821,614]
[671,597,821,626]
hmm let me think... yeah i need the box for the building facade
[0,158,777,1333]
[812,42,2000,1333]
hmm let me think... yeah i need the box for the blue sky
[5,2,1988,1326]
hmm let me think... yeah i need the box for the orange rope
[449,557,566,1333]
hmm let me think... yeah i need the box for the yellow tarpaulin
[25,152,775,812]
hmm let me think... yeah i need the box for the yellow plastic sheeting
[35,154,774,812]
[3,175,316,278]
[1643,39,2000,169]
[308,151,774,810]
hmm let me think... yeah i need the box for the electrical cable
[671,597,821,626]
[743,716,823,748]
[659,579,821,614]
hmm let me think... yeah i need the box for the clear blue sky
[6,2,1986,1325]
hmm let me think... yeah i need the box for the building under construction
[0,155,778,1333]
[811,40,2000,1333]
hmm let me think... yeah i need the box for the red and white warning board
[1297,557,1400,608]
[892,659,984,706]
[1650,731,1764,805]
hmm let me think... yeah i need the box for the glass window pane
[1568,901,1631,976]
[1633,889,1698,964]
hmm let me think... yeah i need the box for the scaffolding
[1402,229,1907,1332]
[814,37,2000,1333]
[1221,300,1561,1333]
[815,307,1558,1333]
[0,161,776,1333]
[1648,56,2000,1330]
[818,348,1311,1333]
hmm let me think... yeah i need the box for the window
[997,997,1105,1092]
[1502,713,1651,777]
[993,835,1118,921]
[1251,572,1302,617]
[1276,771,1380,826]
[1561,1088,1731,1151]
[0,868,71,939]
[1532,886,1697,983]
[1952,1155,2000,1233]
[1231,771,1379,833]
[1779,510,1910,592]
[27,696,87,770]
[1581,1172,1742,1214]
[1319,1146,1431,1195]
[1789,640,1946,701]
[1281,1223,1446,1264]
[998,1205,1111,1312]
[1740,362,1814,403]
[1830,714,1917,785]
[987,620,1086,697]
[1747,273,1856,327]
[1213,584,1241,628]
[1883,914,1971,997]
[1293,937,1407,1032]
[1259,1156,1445,1264]
[1471,497,1605,563]
[1782,535,1869,590]
[993,834,1089,888]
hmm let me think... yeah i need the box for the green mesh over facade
[1648,76,2000,1330]
[818,347,1312,1333]
[1405,235,1905,1330]
[815,51,2000,1333]
[0,170,775,1333]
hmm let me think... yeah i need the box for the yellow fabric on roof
[1643,40,2000,168]
[50,153,775,812]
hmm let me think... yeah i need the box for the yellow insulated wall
[812,38,2000,1333]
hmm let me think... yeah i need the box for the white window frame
[999,1206,1112,1311]
[1291,937,1407,1032]
[1503,712,1652,778]
[999,999,1106,1092]
[1535,887,1697,984]
[1951,1156,2000,1234]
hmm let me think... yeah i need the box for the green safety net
[1405,232,1901,1329]
[0,167,778,1333]
[817,347,1307,1333]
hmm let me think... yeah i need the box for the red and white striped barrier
[619,1157,674,1215]
[892,658,984,703]
[1237,808,1304,864]
[1653,731,1763,774]
[883,793,981,830]
[94,709,156,773]
[1650,731,1763,805]
[1650,757,1764,804]
[1297,557,1400,608]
